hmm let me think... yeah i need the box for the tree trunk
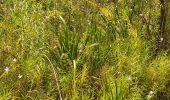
[155,0,168,55]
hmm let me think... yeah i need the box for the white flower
[139,13,144,17]
[127,76,132,81]
[147,91,154,98]
[4,67,9,72]
[13,58,17,62]
[149,91,154,95]
[18,74,23,79]
[160,37,163,41]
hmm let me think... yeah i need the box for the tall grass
[0,0,170,100]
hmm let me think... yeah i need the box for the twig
[44,54,62,100]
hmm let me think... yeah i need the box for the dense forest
[0,0,170,100]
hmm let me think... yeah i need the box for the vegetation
[0,0,170,99]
